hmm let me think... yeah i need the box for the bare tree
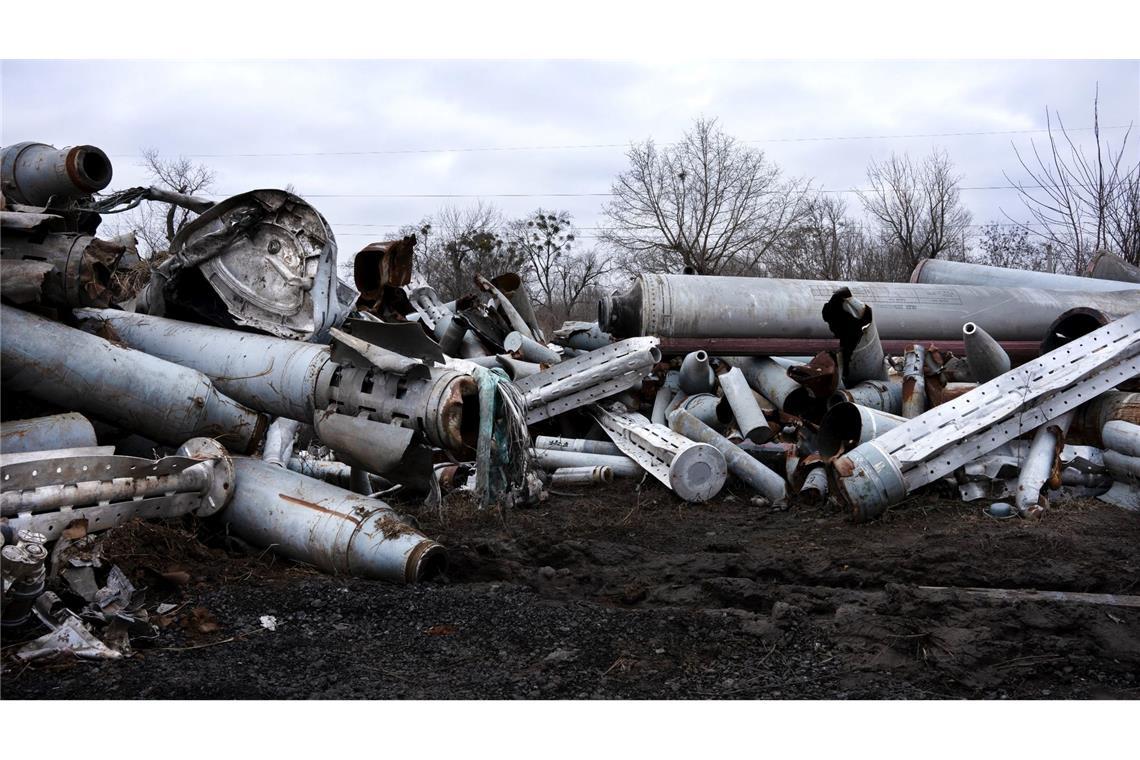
[858,149,972,279]
[767,194,872,280]
[973,223,1053,272]
[403,202,525,301]
[1004,89,1140,269]
[507,209,613,328]
[110,149,217,259]
[602,118,809,276]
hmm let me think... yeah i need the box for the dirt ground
[3,480,1139,700]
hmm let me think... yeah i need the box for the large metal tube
[668,409,786,504]
[0,413,97,455]
[223,457,446,583]
[601,273,1140,346]
[817,403,908,459]
[76,308,332,422]
[911,257,1140,292]
[530,448,642,477]
[717,367,770,443]
[1,142,113,204]
[1,305,265,453]
[962,322,1011,383]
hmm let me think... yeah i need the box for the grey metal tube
[823,289,887,384]
[901,345,926,419]
[830,380,903,414]
[1014,411,1076,516]
[912,257,1140,292]
[679,351,714,394]
[224,457,446,583]
[262,418,301,467]
[602,273,1140,343]
[1086,251,1140,284]
[287,456,353,489]
[1104,450,1140,484]
[495,355,541,380]
[817,402,908,459]
[1072,392,1140,447]
[668,409,786,504]
[534,436,623,457]
[731,356,803,410]
[1,142,113,204]
[962,322,1011,383]
[718,366,770,443]
[550,466,613,486]
[675,393,727,432]
[1103,420,1140,458]
[504,331,561,365]
[800,466,829,504]
[1,461,214,517]
[530,448,642,477]
[0,413,97,455]
[75,308,331,422]
[651,385,675,426]
[1,306,265,453]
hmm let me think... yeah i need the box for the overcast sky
[3,60,1137,257]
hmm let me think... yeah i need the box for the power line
[108,124,1132,159]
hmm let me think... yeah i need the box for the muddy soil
[4,482,1139,699]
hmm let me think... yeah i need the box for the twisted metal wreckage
[2,141,1140,661]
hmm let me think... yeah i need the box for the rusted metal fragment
[1,232,132,308]
[0,210,63,234]
[353,237,415,316]
[822,287,887,384]
[787,351,842,399]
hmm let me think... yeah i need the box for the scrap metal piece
[832,311,1140,521]
[353,237,414,315]
[1,530,48,628]
[534,436,623,457]
[495,355,541,380]
[222,454,445,583]
[822,287,887,384]
[594,406,726,502]
[718,366,772,443]
[0,413,97,455]
[1103,420,1140,458]
[1086,251,1140,284]
[901,345,927,419]
[911,257,1140,292]
[601,273,1140,357]
[504,331,561,365]
[262,417,301,467]
[1,142,112,205]
[312,410,433,489]
[1104,450,1140,483]
[553,320,613,351]
[513,337,661,425]
[550,466,613,487]
[530,448,642,478]
[1014,411,1076,517]
[679,351,715,394]
[730,356,813,413]
[830,379,903,415]
[799,465,830,504]
[140,189,357,343]
[1,231,133,308]
[962,321,1011,383]
[1071,392,1140,446]
[329,325,430,379]
[651,384,676,426]
[2,305,266,453]
[491,272,545,343]
[668,408,785,505]
[674,393,728,433]
[816,403,908,459]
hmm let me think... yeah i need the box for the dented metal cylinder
[223,457,446,583]
[1102,420,1140,458]
[901,345,927,419]
[717,366,771,443]
[1014,411,1075,516]
[675,393,727,432]
[504,331,560,365]
[1086,251,1140,284]
[0,413,97,455]
[1,142,113,205]
[530,448,642,478]
[1,306,265,453]
[1103,450,1140,484]
[731,356,805,411]
[534,436,623,457]
[962,322,1011,383]
[830,379,903,414]
[817,402,908,459]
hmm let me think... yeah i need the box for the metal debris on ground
[2,138,1139,669]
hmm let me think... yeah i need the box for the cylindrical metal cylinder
[1102,420,1140,458]
[262,417,301,467]
[1086,251,1140,284]
[0,413,97,455]
[1014,411,1075,516]
[829,379,903,414]
[799,466,829,504]
[730,356,804,410]
[679,351,715,394]
[75,308,332,422]
[504,331,561,365]
[1071,392,1140,447]
[1104,450,1140,483]
[675,393,727,432]
[2,306,265,453]
[287,456,353,489]
[602,273,1140,345]
[717,366,771,443]
[550,466,613,487]
[534,436,623,457]
[912,257,1140,292]
[530,448,642,477]
[901,345,927,419]
[817,402,908,459]
[1,142,113,205]
[668,408,786,504]
[224,457,446,582]
[962,321,1011,383]
[651,385,675,426]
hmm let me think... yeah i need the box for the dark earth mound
[4,481,1138,699]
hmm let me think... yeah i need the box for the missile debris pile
[2,140,1139,666]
